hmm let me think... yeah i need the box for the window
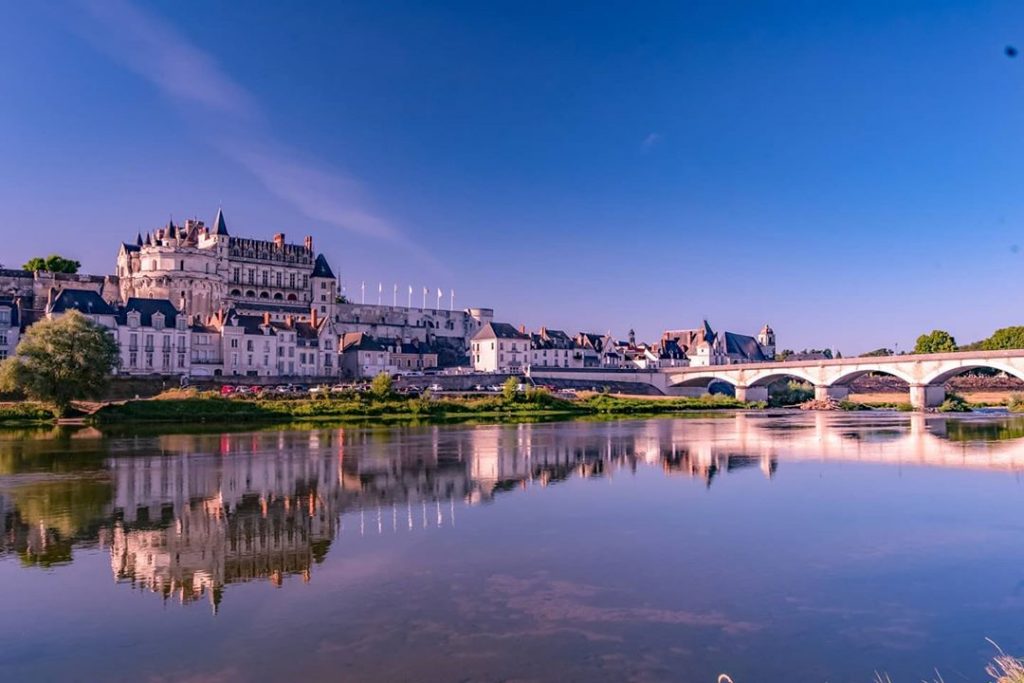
[129,333,138,350]
[231,352,239,367]
[230,339,239,349]
[248,269,255,284]
[303,275,308,289]
[178,353,185,367]
[145,334,154,351]
[262,271,268,286]
[129,351,137,367]
[145,352,153,367]
[233,268,240,283]
[289,273,296,288]
[179,260,185,271]
[263,355,269,366]
[276,272,282,287]
[0,310,9,324]
[246,340,254,352]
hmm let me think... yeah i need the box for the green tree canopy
[22,255,81,274]
[0,311,119,415]
[913,330,958,355]
[502,376,519,401]
[369,371,393,399]
[859,347,895,357]
[981,326,1024,350]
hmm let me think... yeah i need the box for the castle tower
[310,253,337,321]
[757,323,776,359]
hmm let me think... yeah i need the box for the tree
[369,371,393,399]
[22,254,81,274]
[914,329,958,354]
[502,376,519,402]
[859,347,894,357]
[0,311,119,416]
[981,326,1024,350]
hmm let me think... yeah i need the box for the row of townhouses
[469,321,776,374]
[0,209,776,381]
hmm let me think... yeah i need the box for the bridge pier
[909,384,945,410]
[815,385,850,402]
[735,386,768,404]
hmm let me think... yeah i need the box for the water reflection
[3,413,1024,611]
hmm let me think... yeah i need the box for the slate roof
[311,253,335,279]
[0,269,32,279]
[212,208,229,236]
[224,312,275,335]
[341,332,386,352]
[232,301,309,313]
[472,322,530,341]
[724,332,769,362]
[121,242,140,253]
[115,298,181,327]
[531,329,576,350]
[0,296,20,328]
[49,289,116,316]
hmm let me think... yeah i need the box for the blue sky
[2,1,1024,353]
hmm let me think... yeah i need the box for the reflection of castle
[11,413,1024,609]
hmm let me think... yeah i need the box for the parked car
[220,385,235,396]
[428,383,443,392]
[487,385,502,392]
[329,384,348,394]
[472,384,485,391]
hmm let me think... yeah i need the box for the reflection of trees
[0,418,858,607]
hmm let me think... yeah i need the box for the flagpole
[422,286,426,309]
[450,289,454,311]
[377,282,382,306]
[393,284,397,307]
[407,285,412,308]
[361,281,365,304]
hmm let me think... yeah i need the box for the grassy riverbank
[0,402,60,425]
[87,390,750,425]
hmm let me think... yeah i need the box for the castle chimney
[519,324,526,334]
[273,233,285,248]
[540,326,547,337]
[304,235,313,251]
[311,307,319,327]
[285,315,294,329]
[263,312,271,326]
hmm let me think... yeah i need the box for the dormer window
[127,311,141,328]
[152,313,165,330]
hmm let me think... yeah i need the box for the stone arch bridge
[528,350,1024,409]
[667,350,1024,408]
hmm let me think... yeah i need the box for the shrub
[938,392,972,413]
[369,372,393,400]
[502,377,519,402]
[1009,393,1024,413]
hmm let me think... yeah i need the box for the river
[2,413,1024,682]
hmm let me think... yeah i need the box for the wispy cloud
[641,132,662,151]
[64,0,412,250]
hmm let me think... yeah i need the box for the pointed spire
[166,219,176,239]
[144,233,152,246]
[136,232,143,247]
[212,208,229,236]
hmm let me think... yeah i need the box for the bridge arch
[921,361,1024,386]
[827,366,917,387]
[745,369,819,387]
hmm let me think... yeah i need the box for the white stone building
[114,298,191,376]
[470,322,531,373]
[0,297,20,361]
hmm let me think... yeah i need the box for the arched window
[230,289,241,296]
[273,293,283,300]
[287,293,297,301]
[259,292,270,299]
[245,290,256,298]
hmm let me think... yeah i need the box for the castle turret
[757,323,776,359]
[310,253,337,321]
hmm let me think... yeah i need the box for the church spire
[136,232,143,246]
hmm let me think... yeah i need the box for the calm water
[3,413,1024,682]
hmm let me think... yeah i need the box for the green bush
[0,402,55,424]
[938,392,972,413]
[1008,393,1024,413]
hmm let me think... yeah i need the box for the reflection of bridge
[531,350,1024,408]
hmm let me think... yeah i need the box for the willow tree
[0,311,119,416]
